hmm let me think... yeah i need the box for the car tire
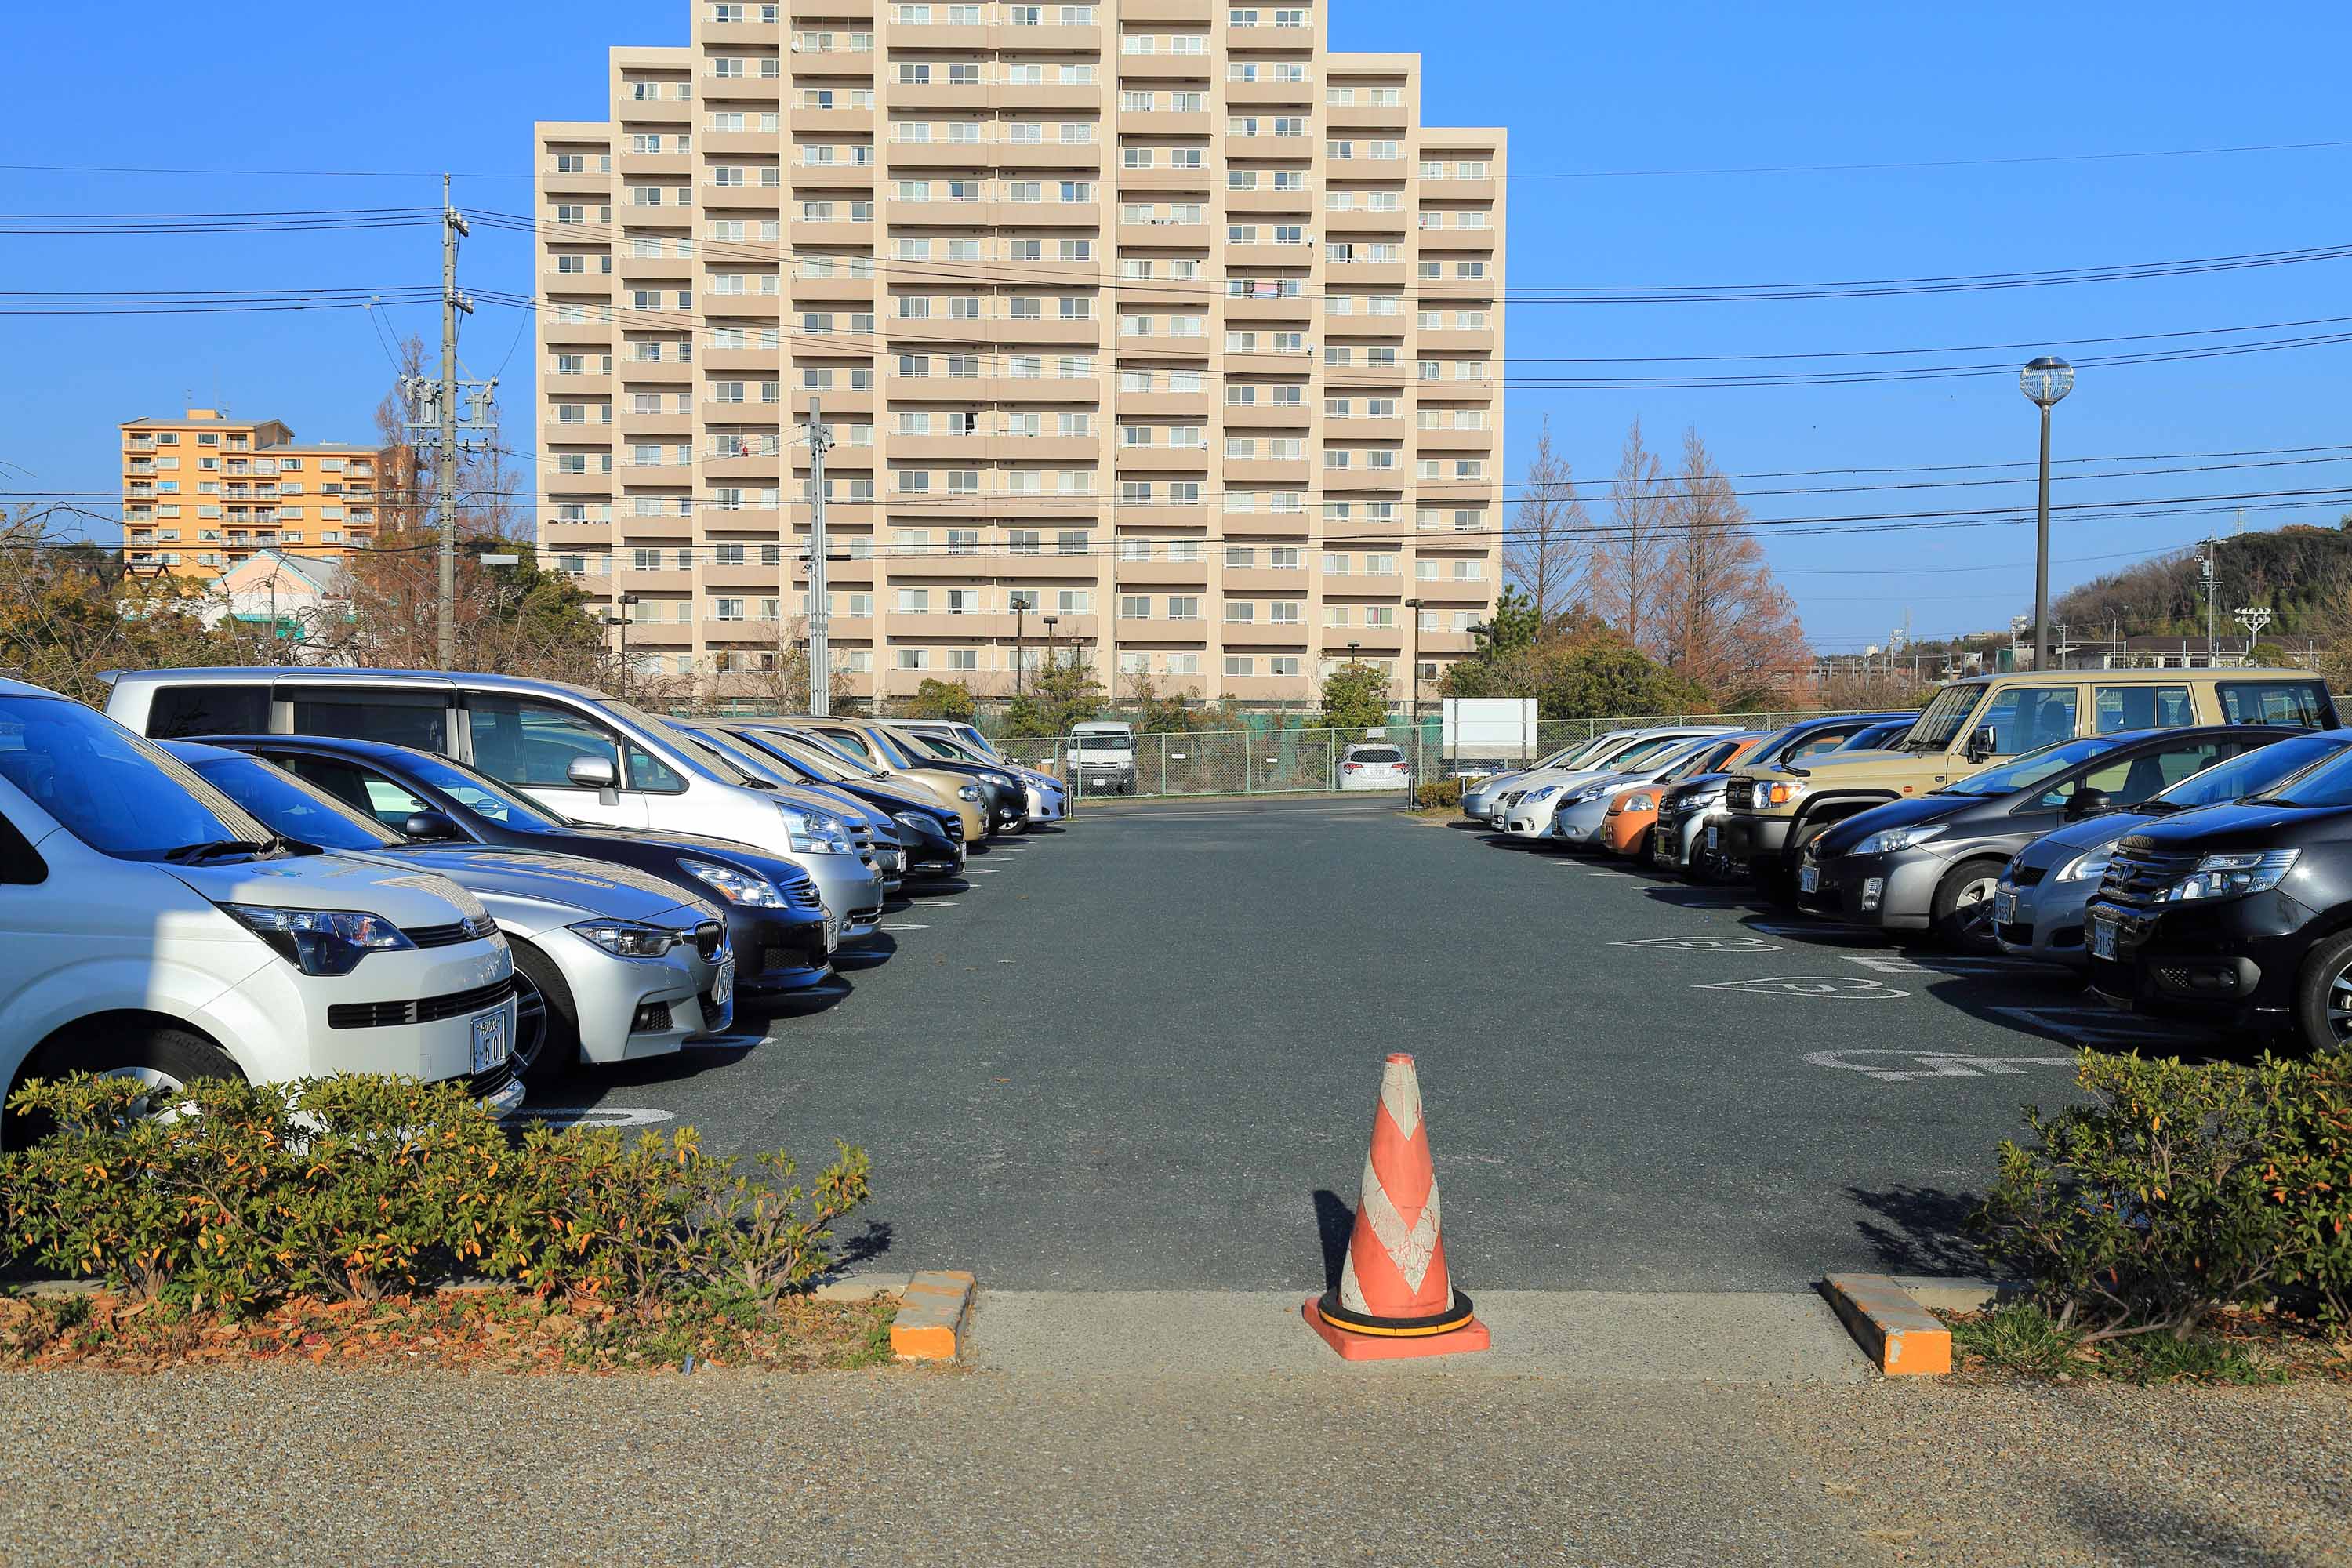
[1931,857,2009,953]
[2291,928,2352,1054]
[506,939,580,1084]
[5,1022,243,1148]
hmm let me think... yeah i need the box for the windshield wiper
[162,834,296,864]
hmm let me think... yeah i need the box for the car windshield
[609,702,766,784]
[2245,742,2352,808]
[187,753,399,851]
[1602,736,1680,770]
[1838,722,1912,752]
[753,731,858,782]
[800,730,887,774]
[390,751,571,831]
[1672,739,1748,779]
[2151,734,2349,811]
[901,731,964,760]
[1940,735,2125,797]
[1901,685,1985,750]
[0,695,277,861]
[692,725,804,785]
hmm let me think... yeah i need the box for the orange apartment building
[533,0,1504,707]
[119,408,386,578]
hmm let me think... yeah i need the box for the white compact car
[1339,743,1411,790]
[1463,730,1650,822]
[0,679,524,1140]
[1546,736,1735,848]
[1494,728,1738,840]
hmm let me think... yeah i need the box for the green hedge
[1,1074,869,1316]
[1973,1049,2352,1340]
[1414,778,1464,810]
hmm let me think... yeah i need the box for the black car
[2087,741,2352,1051]
[1798,726,2305,948]
[705,724,967,879]
[199,732,837,996]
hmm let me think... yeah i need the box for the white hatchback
[1340,743,1411,790]
[0,680,523,1142]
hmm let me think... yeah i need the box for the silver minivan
[104,669,888,939]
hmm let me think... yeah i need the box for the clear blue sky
[5,1,2347,651]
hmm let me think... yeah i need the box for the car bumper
[1603,808,1657,854]
[1795,850,1943,930]
[1991,879,2091,969]
[271,940,518,1085]
[803,854,887,940]
[1548,800,1611,845]
[2085,895,2309,1026]
[544,930,702,1066]
[1716,813,1793,869]
[730,909,834,995]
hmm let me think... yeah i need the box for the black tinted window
[146,684,270,739]
[289,687,449,751]
[0,808,46,884]
[2218,681,2332,730]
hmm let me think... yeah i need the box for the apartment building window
[1224,655,1254,677]
[1269,602,1301,625]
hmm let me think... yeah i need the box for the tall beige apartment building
[534,0,1503,708]
[119,409,383,579]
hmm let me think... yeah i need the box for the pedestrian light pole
[1043,614,1059,681]
[1404,596,1423,724]
[2019,356,2075,673]
[613,591,639,699]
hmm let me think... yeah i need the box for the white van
[1069,720,1138,796]
[0,678,523,1141]
[103,668,889,937]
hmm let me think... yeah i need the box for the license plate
[822,905,841,947]
[710,956,735,1006]
[2091,915,2118,960]
[1994,887,2017,926]
[1798,864,1820,894]
[1706,824,1719,849]
[470,1007,509,1075]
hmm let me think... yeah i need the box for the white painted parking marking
[1840,953,2033,976]
[1805,1048,2078,1083]
[1696,975,1910,1000]
[1610,935,1784,952]
[970,867,1004,873]
[882,923,930,932]
[506,1107,677,1129]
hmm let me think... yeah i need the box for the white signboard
[1441,698,1537,752]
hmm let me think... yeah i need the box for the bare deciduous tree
[1660,428,1806,702]
[1591,419,1672,657]
[1502,417,1591,629]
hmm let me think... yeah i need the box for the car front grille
[1726,778,1756,811]
[945,818,966,843]
[403,913,501,949]
[690,920,724,961]
[2098,839,2198,913]
[2012,864,2047,887]
[328,975,514,1031]
[781,872,818,904]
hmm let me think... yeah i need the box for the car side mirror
[401,809,465,842]
[2065,788,2114,821]
[1964,725,1998,765]
[567,756,616,789]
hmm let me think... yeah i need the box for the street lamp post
[1043,614,1059,681]
[613,591,640,700]
[1403,595,1423,731]
[1014,602,1028,697]
[2019,356,2076,673]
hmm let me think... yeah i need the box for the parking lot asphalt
[524,793,2216,1294]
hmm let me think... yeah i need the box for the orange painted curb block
[889,1269,975,1362]
[1823,1272,1952,1377]
[1303,1297,1491,1361]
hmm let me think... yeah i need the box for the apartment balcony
[1225,242,1316,270]
[1219,402,1308,430]
[1116,166,1211,195]
[994,141,1105,172]
[1418,226,1497,252]
[992,550,1102,578]
[542,314,615,347]
[1116,111,1210,138]
[1222,458,1309,486]
[1328,626,1404,655]
[789,387,875,416]
[793,275,877,303]
[1114,57,1210,85]
[1320,465,1406,492]
[1221,293,1310,321]
[1219,510,1309,536]
[1225,187,1312,217]
[1225,80,1313,108]
[1333,416,1406,442]
[1224,132,1311,159]
[617,254,693,285]
[1112,445,1207,472]
[1220,621,1308,649]
[619,358,692,383]
[1118,0,1212,18]
[985,24,1102,50]
[1417,630,1479,656]
[1112,502,1208,529]
[883,611,1018,640]
[796,220,880,248]
[1330,261,1410,287]
[1109,557,1210,586]
[795,162,878,189]
[886,82,992,111]
[1327,102,1414,132]
[613,566,694,594]
[1221,566,1309,594]
[1116,390,1210,419]
[1211,348,1308,378]
[612,514,695,541]
[884,142,990,170]
[791,107,876,135]
[1414,575,1495,604]
[1433,177,1500,205]
[1327,208,1409,236]
[697,563,788,591]
[1115,221,1208,249]
[620,151,691,179]
[702,346,784,374]
[540,168,613,198]
[1415,423,1495,452]
[1321,362,1409,390]
[1110,619,1207,646]
[621,411,694,437]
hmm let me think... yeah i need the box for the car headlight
[1526,784,1560,800]
[681,858,789,907]
[982,771,1015,788]
[222,904,415,976]
[1566,782,1614,804]
[2056,850,2113,884]
[1853,823,1946,858]
[569,920,681,958]
[1755,780,1808,808]
[1626,793,1657,812]
[778,802,855,855]
[893,811,938,839]
[2163,849,2299,903]
[957,784,981,801]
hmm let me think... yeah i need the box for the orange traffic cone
[1304,1052,1491,1359]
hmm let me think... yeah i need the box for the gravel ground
[2,1364,2344,1566]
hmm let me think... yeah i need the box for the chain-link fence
[985,709,1876,803]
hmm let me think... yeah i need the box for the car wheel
[2291,928,2352,1054]
[506,940,580,1084]
[4,1022,242,1148]
[1931,858,2009,953]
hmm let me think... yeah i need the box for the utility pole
[2199,535,2220,663]
[806,397,832,716]
[437,175,472,671]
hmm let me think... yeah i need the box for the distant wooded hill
[2052,517,2352,638]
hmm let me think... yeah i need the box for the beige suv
[1716,667,2339,898]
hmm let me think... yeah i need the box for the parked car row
[1467,666,2352,1051]
[0,666,1068,1145]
